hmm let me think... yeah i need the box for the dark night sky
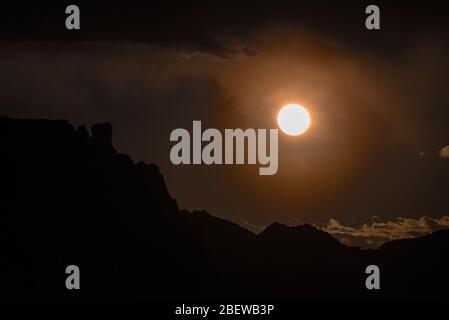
[1,1,449,247]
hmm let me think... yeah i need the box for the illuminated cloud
[439,145,449,158]
[320,216,449,249]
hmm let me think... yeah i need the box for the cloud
[439,145,449,158]
[319,216,449,249]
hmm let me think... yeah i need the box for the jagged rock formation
[0,116,448,299]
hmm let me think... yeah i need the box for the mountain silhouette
[258,222,348,251]
[0,115,448,299]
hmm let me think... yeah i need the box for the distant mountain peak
[260,222,319,236]
[258,221,345,252]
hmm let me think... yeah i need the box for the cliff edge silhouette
[1,116,448,299]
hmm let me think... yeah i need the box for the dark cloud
[2,1,449,57]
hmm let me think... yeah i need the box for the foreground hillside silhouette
[1,116,448,299]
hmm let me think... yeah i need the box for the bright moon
[277,104,311,136]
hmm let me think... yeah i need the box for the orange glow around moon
[277,104,311,136]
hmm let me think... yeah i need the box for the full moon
[277,104,311,136]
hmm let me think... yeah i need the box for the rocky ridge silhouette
[1,116,448,299]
